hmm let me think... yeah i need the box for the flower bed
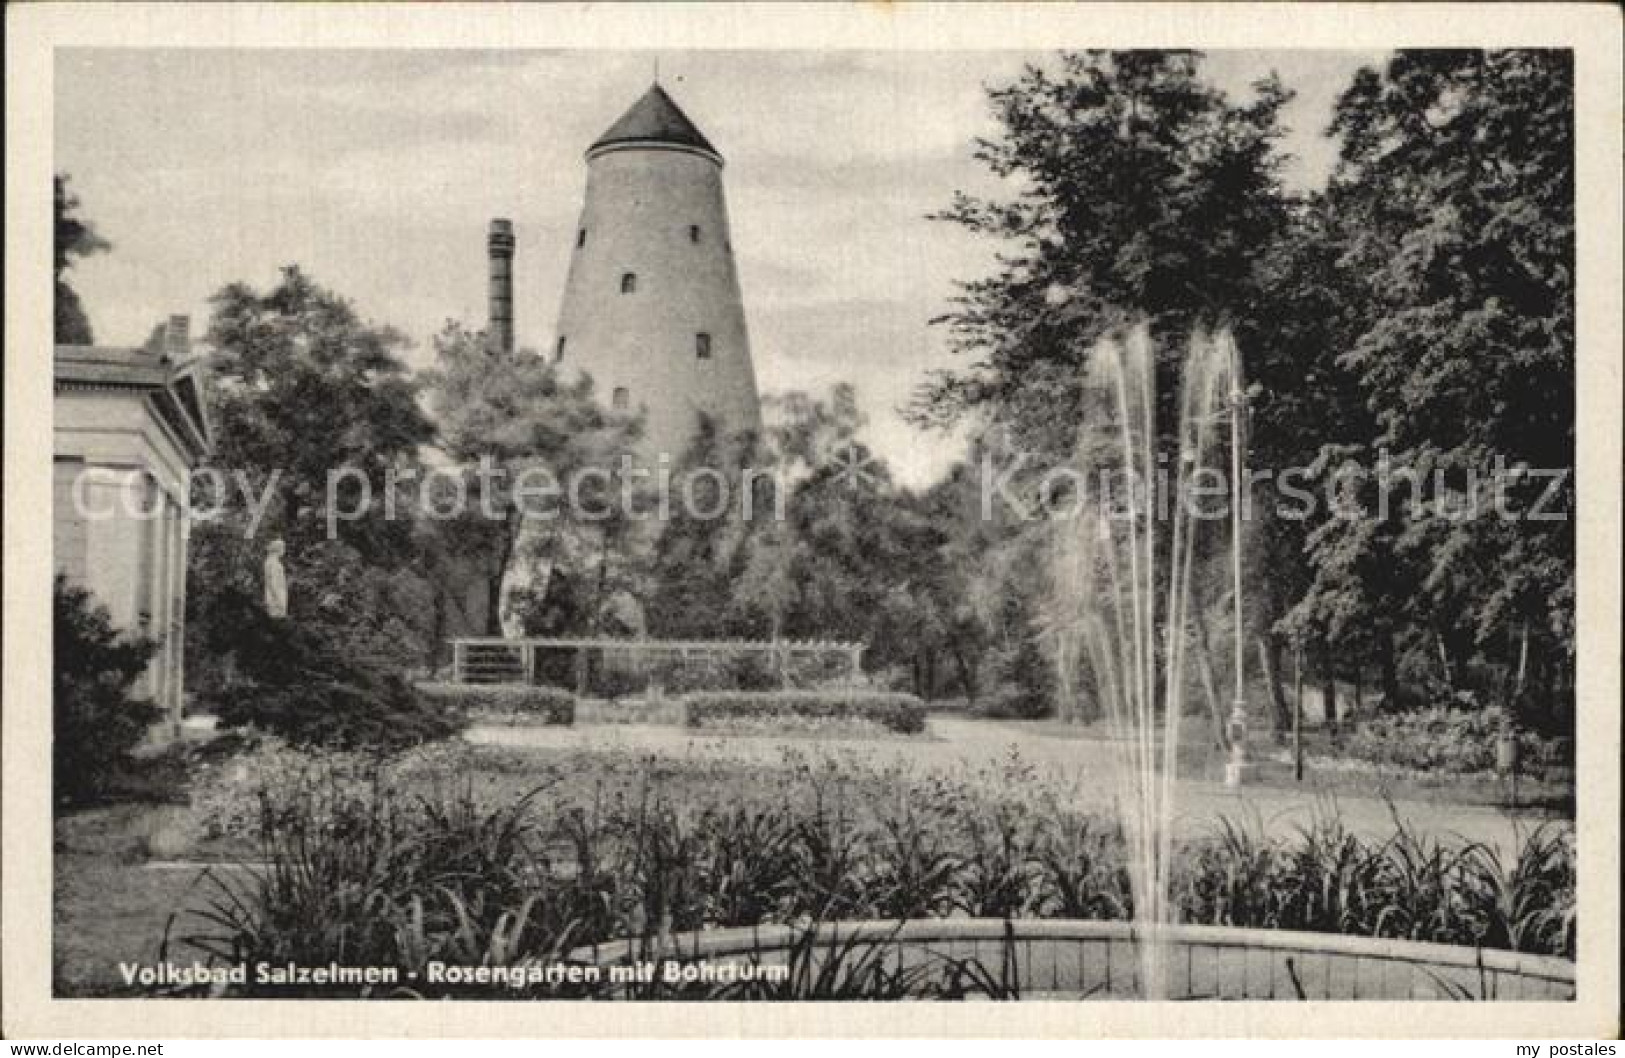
[683,690,926,735]
[159,740,1574,999]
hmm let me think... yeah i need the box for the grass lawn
[988,717,1574,815]
[53,804,229,997]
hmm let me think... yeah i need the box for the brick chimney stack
[163,315,189,361]
[488,218,516,355]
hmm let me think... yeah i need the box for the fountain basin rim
[571,918,1574,986]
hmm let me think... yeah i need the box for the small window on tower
[696,333,712,360]
[621,273,637,294]
[577,229,587,248]
[612,386,630,410]
[556,336,567,362]
[689,225,701,243]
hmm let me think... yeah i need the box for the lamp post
[1223,355,1254,787]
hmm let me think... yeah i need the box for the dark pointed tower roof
[589,83,719,160]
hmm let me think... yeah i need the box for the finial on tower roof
[589,81,719,160]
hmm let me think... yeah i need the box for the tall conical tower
[552,83,762,461]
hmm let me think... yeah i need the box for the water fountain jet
[1048,322,1252,998]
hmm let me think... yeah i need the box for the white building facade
[53,317,211,737]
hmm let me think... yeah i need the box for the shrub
[726,652,782,691]
[684,690,926,735]
[416,683,575,725]
[179,770,586,997]
[1340,705,1569,776]
[54,576,161,806]
[210,609,463,751]
[975,638,1054,719]
[584,655,648,700]
[187,533,434,696]
[189,736,367,842]
[643,653,731,695]
[976,683,1048,719]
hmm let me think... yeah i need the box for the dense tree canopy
[422,320,643,637]
[912,49,1575,723]
[187,268,439,690]
[913,51,1294,461]
[1283,50,1575,716]
[204,265,435,562]
[168,49,1576,740]
[644,414,768,639]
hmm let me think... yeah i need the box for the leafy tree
[685,386,864,643]
[640,389,1027,705]
[1286,51,1575,719]
[422,320,644,637]
[915,47,1576,731]
[723,387,970,693]
[188,268,439,714]
[905,51,1300,721]
[204,266,435,561]
[775,443,908,645]
[768,385,867,473]
[54,174,110,344]
[54,576,158,805]
[731,520,804,643]
[916,438,1040,707]
[1242,196,1381,722]
[645,414,770,638]
[913,51,1294,462]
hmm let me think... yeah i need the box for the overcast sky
[56,49,1383,487]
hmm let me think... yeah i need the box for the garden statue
[263,538,288,619]
[499,563,526,639]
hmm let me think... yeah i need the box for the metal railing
[448,636,866,690]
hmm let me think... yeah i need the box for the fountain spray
[1048,322,1251,997]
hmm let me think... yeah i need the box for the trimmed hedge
[416,683,576,726]
[684,690,926,735]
